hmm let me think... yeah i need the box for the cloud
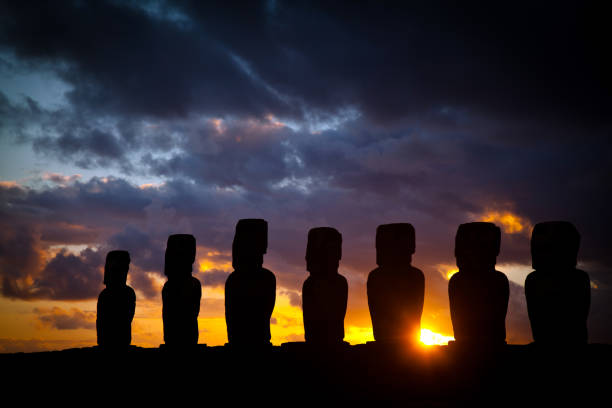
[33,129,127,170]
[34,307,96,330]
[42,173,82,186]
[280,289,301,308]
[31,248,103,300]
[198,269,230,288]
[108,225,163,273]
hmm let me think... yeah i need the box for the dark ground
[2,342,610,407]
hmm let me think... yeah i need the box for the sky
[0,1,610,352]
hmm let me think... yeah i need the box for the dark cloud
[33,248,103,300]
[0,224,44,280]
[2,1,609,127]
[280,289,301,308]
[126,267,160,299]
[0,178,235,300]
[198,269,230,288]
[108,225,163,273]
[33,129,127,170]
[34,307,96,330]
[0,1,290,119]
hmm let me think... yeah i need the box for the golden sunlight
[345,326,374,344]
[345,326,455,346]
[480,210,531,235]
[437,264,459,280]
[420,329,454,346]
[198,253,231,273]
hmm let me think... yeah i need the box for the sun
[420,328,454,346]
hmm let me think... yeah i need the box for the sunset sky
[1,1,610,352]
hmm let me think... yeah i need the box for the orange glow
[445,269,458,280]
[437,264,459,280]
[42,173,82,184]
[345,326,455,346]
[265,114,285,128]
[480,210,531,235]
[209,118,226,134]
[0,180,19,188]
[345,326,374,344]
[138,182,165,190]
[198,258,231,273]
[420,329,454,346]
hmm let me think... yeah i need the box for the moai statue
[367,223,425,345]
[302,227,348,345]
[162,234,202,346]
[225,219,276,346]
[449,222,509,346]
[526,221,590,345]
[97,250,136,348]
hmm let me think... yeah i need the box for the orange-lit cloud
[196,248,233,291]
[198,251,232,273]
[209,117,226,134]
[479,210,532,235]
[437,264,459,280]
[34,307,96,330]
[264,114,285,129]
[42,173,82,185]
[138,182,165,190]
[0,180,20,188]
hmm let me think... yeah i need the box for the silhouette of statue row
[96,219,590,349]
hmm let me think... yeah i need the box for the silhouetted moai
[225,219,276,345]
[526,221,590,345]
[96,250,136,348]
[367,223,425,345]
[449,222,509,346]
[302,227,348,345]
[162,234,202,346]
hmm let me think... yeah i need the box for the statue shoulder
[367,267,383,284]
[335,273,348,288]
[191,276,202,288]
[125,285,136,299]
[409,265,425,281]
[261,267,276,282]
[98,288,110,301]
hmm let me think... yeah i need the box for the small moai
[161,234,202,346]
[448,222,509,346]
[302,227,348,345]
[225,219,276,346]
[96,250,136,348]
[367,223,425,345]
[526,221,590,345]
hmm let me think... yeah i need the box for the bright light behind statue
[420,328,455,346]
